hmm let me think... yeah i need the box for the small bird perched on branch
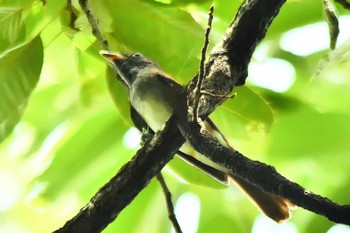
[100,51,294,223]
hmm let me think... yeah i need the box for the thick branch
[54,116,185,233]
[178,120,350,225]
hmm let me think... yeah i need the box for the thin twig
[193,5,214,121]
[156,173,183,233]
[78,0,109,50]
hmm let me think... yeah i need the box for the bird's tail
[177,150,295,223]
[227,173,295,223]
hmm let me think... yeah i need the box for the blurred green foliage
[0,0,350,232]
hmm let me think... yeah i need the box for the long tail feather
[177,150,295,223]
[228,174,295,223]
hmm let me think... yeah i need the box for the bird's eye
[133,53,141,57]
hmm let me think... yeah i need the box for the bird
[100,51,294,223]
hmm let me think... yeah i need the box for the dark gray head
[100,51,160,87]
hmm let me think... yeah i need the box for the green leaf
[105,67,131,125]
[0,5,26,52]
[24,0,66,40]
[267,1,324,36]
[0,0,65,55]
[39,109,130,198]
[75,48,107,106]
[267,108,350,159]
[211,86,274,139]
[0,36,43,143]
[93,0,204,79]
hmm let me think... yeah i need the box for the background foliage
[0,0,350,232]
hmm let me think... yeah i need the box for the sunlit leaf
[267,108,350,158]
[0,6,26,53]
[211,86,274,140]
[93,0,204,79]
[75,48,106,106]
[0,0,65,57]
[105,68,131,124]
[0,36,43,143]
[39,109,129,198]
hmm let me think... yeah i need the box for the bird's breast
[130,78,174,131]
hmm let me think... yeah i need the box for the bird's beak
[99,50,124,63]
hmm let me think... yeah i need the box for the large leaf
[39,108,130,198]
[0,0,66,56]
[91,0,204,78]
[0,6,24,52]
[211,86,274,140]
[105,67,131,124]
[267,108,350,159]
[0,4,28,54]
[0,36,43,143]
